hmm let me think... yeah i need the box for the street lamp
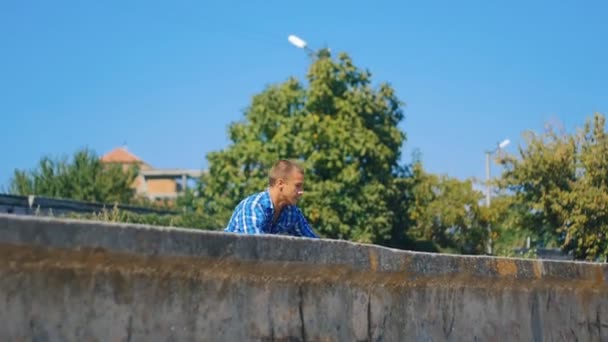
[288,34,314,56]
[485,138,510,254]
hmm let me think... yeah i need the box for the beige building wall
[146,179,178,198]
[100,147,194,200]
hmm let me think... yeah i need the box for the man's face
[280,170,304,205]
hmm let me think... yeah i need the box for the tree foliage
[407,162,488,254]
[498,113,608,260]
[10,148,138,204]
[197,50,408,243]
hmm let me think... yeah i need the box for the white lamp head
[288,35,308,49]
[498,139,510,149]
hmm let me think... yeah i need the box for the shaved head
[269,160,303,186]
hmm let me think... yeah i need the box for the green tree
[197,50,408,243]
[498,113,608,260]
[407,162,488,254]
[10,148,138,204]
[487,194,536,257]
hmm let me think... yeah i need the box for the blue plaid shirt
[224,190,318,238]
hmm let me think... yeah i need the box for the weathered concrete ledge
[1,213,607,341]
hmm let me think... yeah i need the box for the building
[101,147,202,200]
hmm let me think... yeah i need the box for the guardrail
[0,194,176,216]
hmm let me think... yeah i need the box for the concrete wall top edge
[1,214,606,285]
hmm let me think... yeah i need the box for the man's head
[269,160,304,205]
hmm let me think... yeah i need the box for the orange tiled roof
[101,147,143,163]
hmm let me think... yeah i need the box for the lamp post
[288,34,314,55]
[485,138,510,254]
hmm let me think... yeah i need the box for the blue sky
[1,0,607,190]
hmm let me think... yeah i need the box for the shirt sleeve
[290,207,319,238]
[241,202,267,234]
[225,199,268,234]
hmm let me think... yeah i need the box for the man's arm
[290,207,319,238]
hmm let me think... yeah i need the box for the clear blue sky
[2,0,607,190]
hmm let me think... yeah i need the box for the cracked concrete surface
[1,214,608,341]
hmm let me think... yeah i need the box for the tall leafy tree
[487,194,537,257]
[562,114,608,260]
[198,50,408,243]
[10,148,137,204]
[407,162,488,254]
[498,113,608,260]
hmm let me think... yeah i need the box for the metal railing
[0,194,176,217]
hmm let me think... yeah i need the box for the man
[224,160,318,238]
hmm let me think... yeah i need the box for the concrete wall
[1,213,607,341]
